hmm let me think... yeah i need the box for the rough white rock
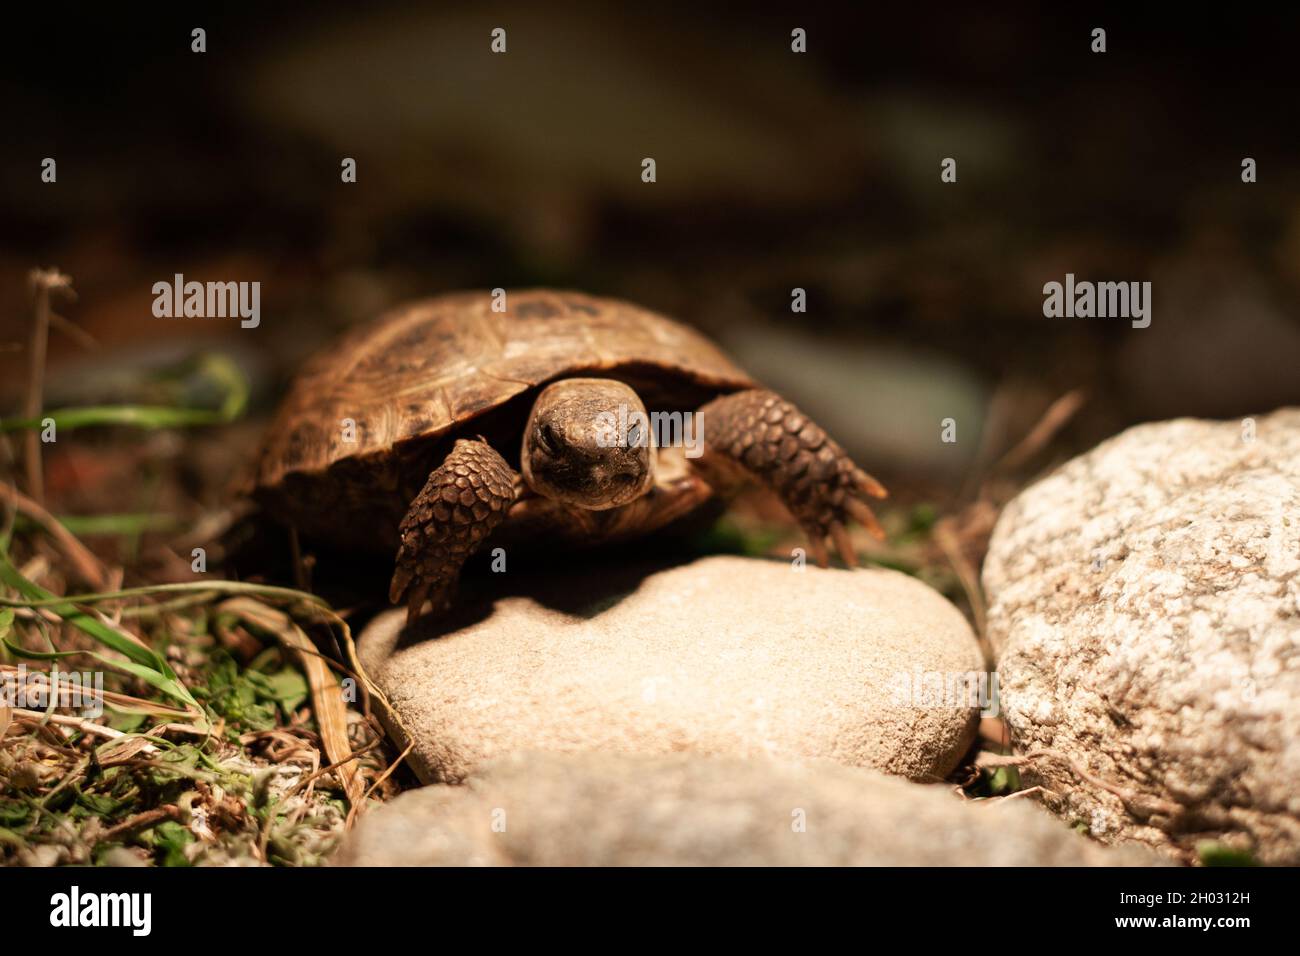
[984,408,1300,863]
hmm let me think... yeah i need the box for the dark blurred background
[3,2,1299,527]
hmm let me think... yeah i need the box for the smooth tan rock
[984,409,1300,864]
[358,555,983,784]
[334,751,1163,866]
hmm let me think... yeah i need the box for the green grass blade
[0,352,248,434]
[0,405,230,432]
[55,514,180,537]
[0,580,330,610]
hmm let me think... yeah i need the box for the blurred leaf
[690,517,781,557]
[0,405,231,432]
[263,668,309,716]
[0,352,248,433]
[53,514,180,537]
[106,710,147,733]
[0,351,246,434]
[907,503,938,534]
[197,650,278,733]
[150,820,194,867]
[1197,842,1258,867]
[986,765,1020,795]
[74,789,124,817]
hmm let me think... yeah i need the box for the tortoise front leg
[692,389,887,567]
[389,437,516,625]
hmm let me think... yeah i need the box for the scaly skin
[694,389,887,567]
[389,438,517,625]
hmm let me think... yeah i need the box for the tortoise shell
[253,289,754,551]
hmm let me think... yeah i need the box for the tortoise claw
[403,579,433,629]
[855,469,888,500]
[830,521,857,568]
[806,534,830,568]
[395,570,457,629]
[845,497,886,541]
[389,564,414,606]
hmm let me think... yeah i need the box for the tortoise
[252,289,886,624]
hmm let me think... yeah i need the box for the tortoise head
[521,378,655,510]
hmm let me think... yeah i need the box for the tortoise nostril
[608,469,644,492]
[538,422,562,455]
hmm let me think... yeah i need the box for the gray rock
[358,555,983,785]
[984,408,1300,864]
[335,751,1161,866]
